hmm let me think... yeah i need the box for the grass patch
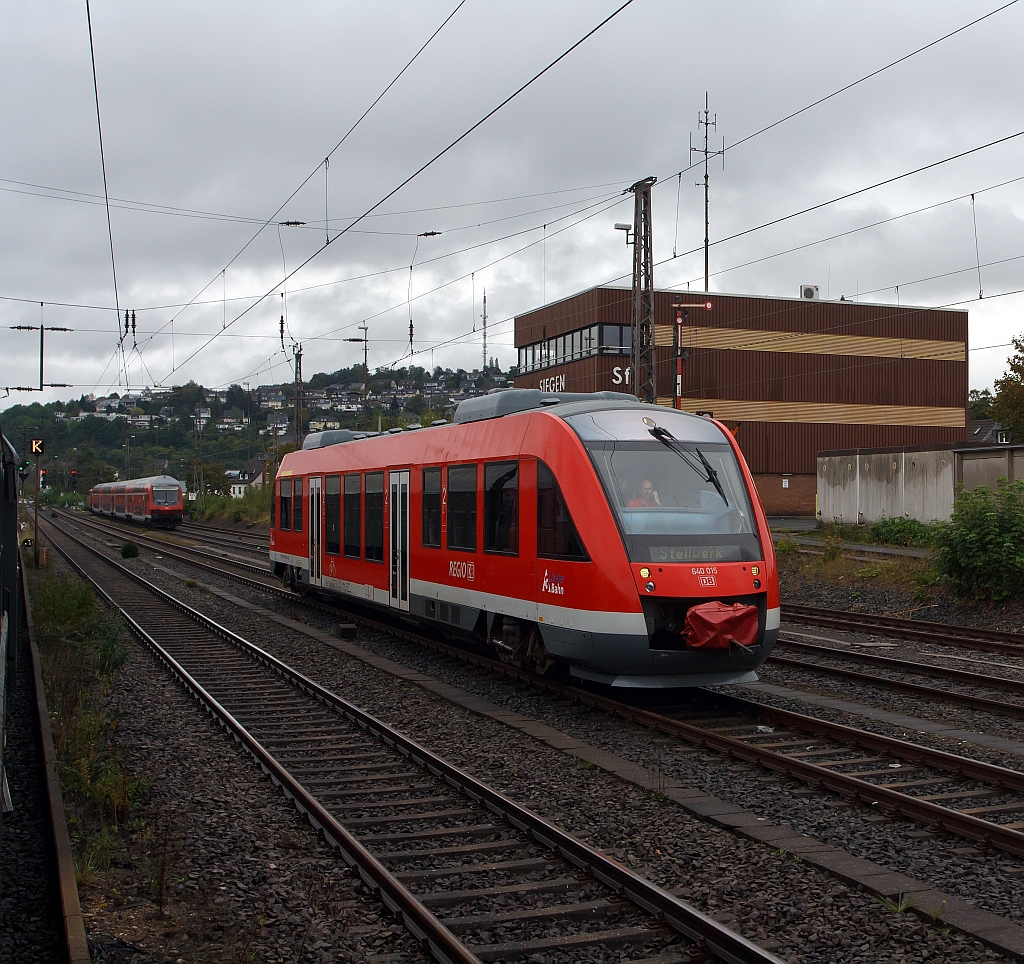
[875,892,916,914]
[32,572,149,887]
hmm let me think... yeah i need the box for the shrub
[120,541,139,559]
[933,480,1024,600]
[867,515,933,547]
[776,537,799,555]
[822,530,843,562]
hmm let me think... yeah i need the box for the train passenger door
[388,470,410,611]
[308,476,322,587]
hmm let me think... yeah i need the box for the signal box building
[513,286,968,515]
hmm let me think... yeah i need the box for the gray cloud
[3,0,1023,410]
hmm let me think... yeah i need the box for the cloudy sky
[3,0,1023,410]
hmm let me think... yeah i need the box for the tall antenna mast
[481,289,487,373]
[690,92,724,293]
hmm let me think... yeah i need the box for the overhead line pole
[627,177,657,404]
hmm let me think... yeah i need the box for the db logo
[698,575,717,587]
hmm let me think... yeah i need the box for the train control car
[88,475,184,529]
[270,390,779,688]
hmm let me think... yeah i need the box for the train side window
[447,464,477,552]
[422,467,441,548]
[293,478,304,532]
[364,472,384,562]
[537,461,589,560]
[325,475,341,555]
[484,461,518,555]
[343,474,361,558]
[279,478,292,530]
[270,480,276,527]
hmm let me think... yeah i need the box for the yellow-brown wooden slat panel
[654,324,965,361]
[655,397,965,427]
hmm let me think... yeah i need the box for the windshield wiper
[648,425,728,506]
[694,446,728,506]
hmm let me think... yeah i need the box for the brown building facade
[513,286,968,515]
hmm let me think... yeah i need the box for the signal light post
[30,439,44,569]
[671,301,713,410]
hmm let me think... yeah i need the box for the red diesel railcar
[270,390,779,688]
[88,475,184,529]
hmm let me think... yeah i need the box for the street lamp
[614,223,632,245]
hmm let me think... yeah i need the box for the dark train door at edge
[308,476,322,587]
[388,469,410,611]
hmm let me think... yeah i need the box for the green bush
[120,541,139,559]
[822,530,843,562]
[867,515,933,547]
[933,480,1024,600]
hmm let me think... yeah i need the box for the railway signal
[40,468,47,489]
[71,468,77,490]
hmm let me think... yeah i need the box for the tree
[993,337,1024,442]
[969,388,995,421]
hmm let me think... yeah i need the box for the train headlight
[751,565,760,576]
[645,580,655,593]
[639,567,650,579]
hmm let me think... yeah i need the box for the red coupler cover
[683,601,760,649]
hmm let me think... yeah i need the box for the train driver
[627,479,662,508]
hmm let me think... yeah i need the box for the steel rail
[57,510,270,577]
[57,514,1024,859]
[41,517,784,964]
[776,637,1024,696]
[769,651,1024,720]
[42,521,479,964]
[782,604,1024,655]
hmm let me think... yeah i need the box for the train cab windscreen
[566,409,762,563]
[152,487,180,505]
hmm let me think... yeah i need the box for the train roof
[91,475,183,492]
[296,389,723,456]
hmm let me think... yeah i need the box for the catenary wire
[160,0,638,382]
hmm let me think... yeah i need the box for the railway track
[768,636,1024,719]
[58,510,271,578]
[178,520,268,552]
[41,516,781,964]
[55,512,1024,859]
[781,604,1024,655]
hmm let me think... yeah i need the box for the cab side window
[537,461,588,560]
[344,474,361,558]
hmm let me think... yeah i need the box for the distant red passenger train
[270,390,779,688]
[88,475,184,529]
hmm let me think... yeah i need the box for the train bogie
[270,391,779,688]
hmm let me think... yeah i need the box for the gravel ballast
[64,525,1016,964]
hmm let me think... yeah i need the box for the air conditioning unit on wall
[800,285,820,300]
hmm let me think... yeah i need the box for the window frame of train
[484,460,519,555]
[422,466,442,548]
[364,472,384,563]
[343,474,361,559]
[537,460,589,561]
[270,480,276,527]
[292,477,304,533]
[446,463,477,552]
[325,474,341,556]
[279,477,292,530]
